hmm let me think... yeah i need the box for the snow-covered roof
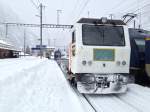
[46,46,55,49]
[0,38,20,51]
[0,40,7,45]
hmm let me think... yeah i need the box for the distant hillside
[0,1,37,50]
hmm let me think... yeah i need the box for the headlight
[116,61,121,66]
[82,60,86,65]
[122,61,126,66]
[88,61,92,66]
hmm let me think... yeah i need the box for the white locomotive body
[69,18,131,94]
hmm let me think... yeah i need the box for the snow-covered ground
[0,57,93,112]
[0,57,150,112]
[84,83,150,112]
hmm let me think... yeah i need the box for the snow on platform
[1,57,150,112]
[0,57,93,112]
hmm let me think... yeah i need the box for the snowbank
[0,57,93,112]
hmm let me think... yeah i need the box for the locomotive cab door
[71,31,76,57]
[145,37,150,77]
[69,30,76,73]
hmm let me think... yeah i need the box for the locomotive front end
[69,18,131,94]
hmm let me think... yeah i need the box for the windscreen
[82,24,125,46]
[135,39,145,52]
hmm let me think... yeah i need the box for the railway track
[57,59,97,112]
[81,85,150,112]
[82,94,97,112]
[58,59,150,112]
[114,95,142,112]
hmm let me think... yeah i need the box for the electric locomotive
[68,18,131,94]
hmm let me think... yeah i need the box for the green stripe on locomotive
[93,48,115,61]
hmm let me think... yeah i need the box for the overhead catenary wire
[122,1,150,15]
[30,0,39,9]
[70,0,80,17]
[66,0,85,24]
[107,0,137,17]
[118,0,139,12]
[74,0,91,23]
[127,1,150,28]
[77,0,91,18]
[133,10,150,28]
[110,0,149,17]
[133,5,150,18]
[131,2,150,14]
[37,0,41,4]
[70,0,81,16]
[73,0,80,12]
[108,0,130,13]
[142,24,150,28]
[111,0,150,28]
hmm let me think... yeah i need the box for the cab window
[82,24,125,46]
[72,31,76,43]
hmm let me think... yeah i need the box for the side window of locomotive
[134,39,145,52]
[72,31,76,44]
[72,31,76,56]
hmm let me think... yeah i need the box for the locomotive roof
[77,18,126,25]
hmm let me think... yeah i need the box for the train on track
[54,49,62,60]
[129,28,150,85]
[68,18,131,94]
[0,39,20,58]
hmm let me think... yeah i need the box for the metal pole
[24,29,26,57]
[5,23,8,38]
[48,39,50,46]
[138,11,141,29]
[57,10,58,25]
[54,39,56,47]
[137,0,141,29]
[134,20,136,29]
[40,3,43,58]
[57,10,62,25]
[109,14,113,20]
[88,11,90,18]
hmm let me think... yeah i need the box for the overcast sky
[0,0,141,24]
[0,0,150,48]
